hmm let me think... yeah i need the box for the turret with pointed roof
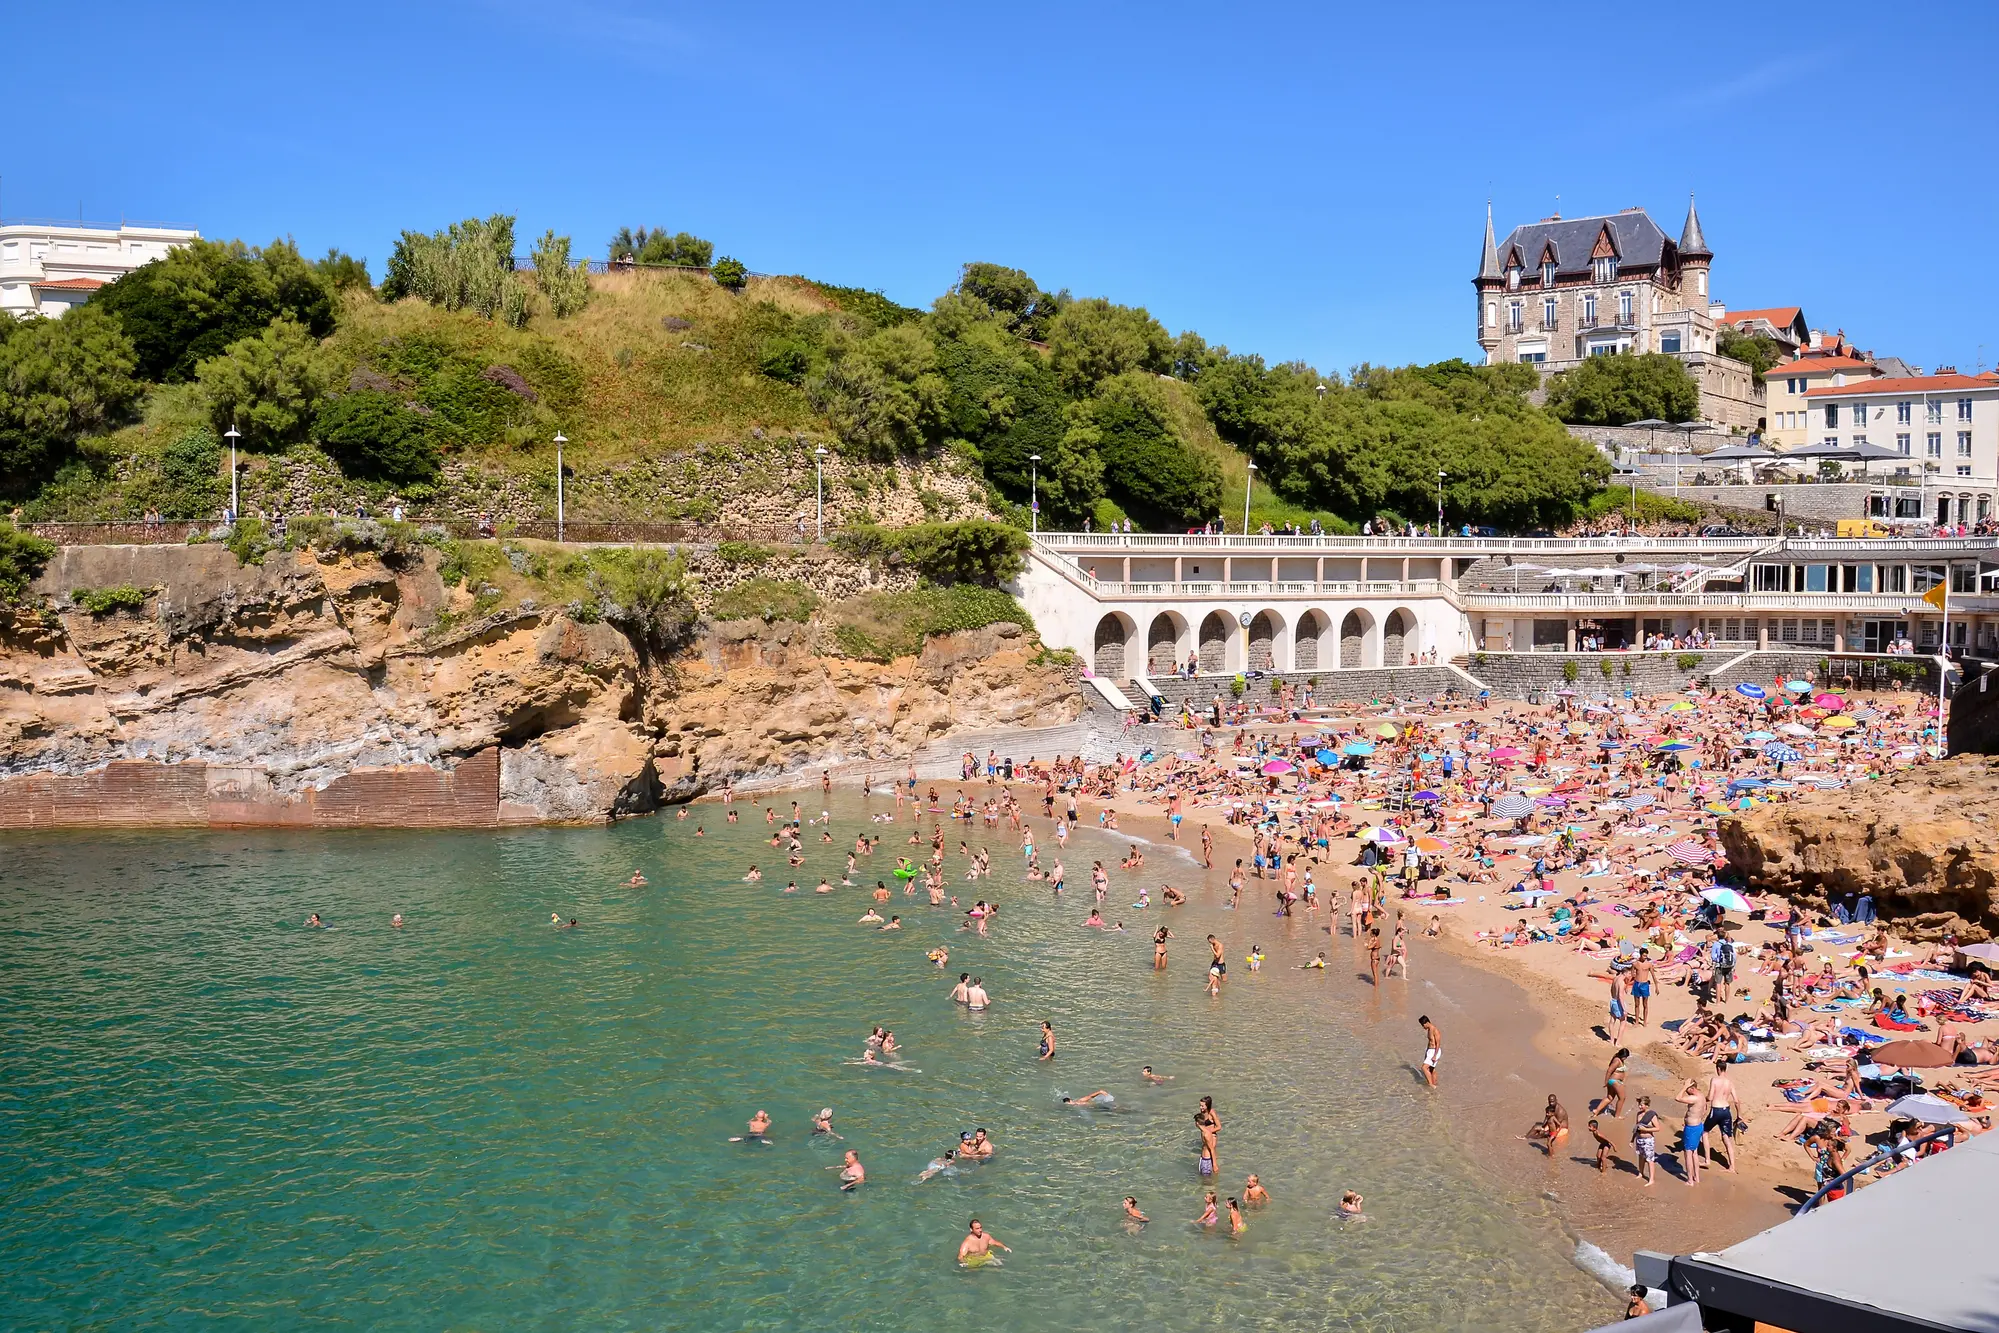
[1679,194,1711,260]
[1477,202,1500,281]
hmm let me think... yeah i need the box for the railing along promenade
[1033,531,1999,557]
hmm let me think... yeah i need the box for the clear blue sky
[16,1,1998,376]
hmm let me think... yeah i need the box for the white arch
[1246,608,1287,672]
[1197,610,1235,675]
[1092,611,1137,680]
[1338,608,1377,669]
[1294,609,1331,671]
[1146,611,1189,677]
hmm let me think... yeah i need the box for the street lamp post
[1242,462,1256,535]
[1028,454,1041,535]
[553,432,566,542]
[1436,470,1447,534]
[814,446,828,541]
[223,425,240,523]
[1627,419,1667,523]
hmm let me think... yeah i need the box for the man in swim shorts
[958,1219,1009,1265]
[1062,1091,1114,1107]
[1419,1015,1442,1088]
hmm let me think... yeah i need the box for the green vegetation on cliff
[8,217,1619,534]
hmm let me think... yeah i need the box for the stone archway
[1198,611,1232,674]
[1294,609,1328,670]
[1383,609,1411,666]
[1247,610,1281,672]
[1339,609,1374,669]
[1093,613,1134,680]
[1147,612,1186,677]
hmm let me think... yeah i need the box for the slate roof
[1491,210,1674,280]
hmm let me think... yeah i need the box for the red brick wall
[0,749,504,830]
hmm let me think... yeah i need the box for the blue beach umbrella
[1656,741,1695,753]
[1727,777,1767,793]
[1763,743,1802,763]
[1743,730,1776,742]
[1343,741,1376,757]
[1735,683,1767,700]
[1315,748,1339,765]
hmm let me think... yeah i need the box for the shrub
[828,585,1030,661]
[1676,652,1702,671]
[194,317,334,445]
[834,519,1028,587]
[714,540,774,567]
[73,584,148,616]
[608,227,713,268]
[530,230,590,318]
[147,428,226,519]
[315,390,443,484]
[223,517,274,566]
[0,526,58,605]
[1230,674,1246,697]
[711,256,749,290]
[1621,659,1632,676]
[1600,658,1614,677]
[1561,659,1580,683]
[710,578,818,623]
[580,548,695,650]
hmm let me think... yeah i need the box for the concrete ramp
[1088,676,1134,711]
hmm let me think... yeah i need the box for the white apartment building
[0,221,199,318]
[1764,354,1881,450]
[1805,373,1999,525]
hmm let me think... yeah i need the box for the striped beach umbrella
[1762,743,1802,763]
[1735,683,1767,699]
[1488,793,1535,818]
[1668,841,1717,865]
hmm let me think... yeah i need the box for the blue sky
[17,2,1999,376]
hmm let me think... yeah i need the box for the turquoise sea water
[1,799,1619,1330]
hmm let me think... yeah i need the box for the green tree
[530,230,591,317]
[144,427,226,519]
[314,248,372,291]
[711,256,749,290]
[194,317,334,445]
[91,237,336,382]
[607,227,714,268]
[0,305,141,488]
[953,262,1063,340]
[807,324,948,461]
[1716,329,1784,385]
[315,390,443,484]
[1544,352,1699,425]
[1063,372,1222,527]
[1045,297,1172,395]
[930,318,1067,497]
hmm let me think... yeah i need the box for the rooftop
[1805,373,1996,397]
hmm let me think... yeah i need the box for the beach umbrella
[1567,722,1591,736]
[1814,692,1846,710]
[1701,886,1752,912]
[1743,730,1776,742]
[1735,683,1767,700]
[1413,790,1441,802]
[1763,743,1802,763]
[1871,1041,1957,1070]
[1727,777,1766,792]
[1655,741,1695,753]
[1669,841,1717,865]
[1665,700,1697,713]
[1822,716,1858,731]
[1488,793,1534,818]
[1622,792,1655,810]
[1779,722,1814,738]
[1535,795,1567,808]
[1703,801,1731,816]
[1315,748,1339,765]
[1490,746,1523,760]
[1784,680,1813,693]
[1375,723,1401,739]
[1884,1094,1970,1125]
[1597,740,1621,750]
[1261,760,1295,776]
[1555,687,1578,697]
[1342,741,1375,757]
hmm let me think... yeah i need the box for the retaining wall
[0,747,511,830]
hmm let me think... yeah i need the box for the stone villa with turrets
[1473,197,1763,431]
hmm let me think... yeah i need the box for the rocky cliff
[1719,757,1999,940]
[0,543,1079,827]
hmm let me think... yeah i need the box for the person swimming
[1338,1190,1367,1220]
[812,1107,840,1138]
[1060,1090,1116,1108]
[917,1149,959,1182]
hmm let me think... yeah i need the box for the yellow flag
[1923,581,1948,611]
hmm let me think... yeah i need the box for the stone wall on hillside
[1125,667,1477,712]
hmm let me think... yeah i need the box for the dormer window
[1592,256,1617,283]
[1506,265,1521,290]
[1540,261,1555,288]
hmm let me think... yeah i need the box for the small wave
[1571,1238,1638,1295]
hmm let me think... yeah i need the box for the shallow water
[1,800,1620,1330]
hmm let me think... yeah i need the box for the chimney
[1709,301,1727,319]
[1937,365,1958,375]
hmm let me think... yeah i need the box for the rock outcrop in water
[1718,756,1999,940]
[0,543,1079,827]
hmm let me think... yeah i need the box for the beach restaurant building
[1015,529,1999,688]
